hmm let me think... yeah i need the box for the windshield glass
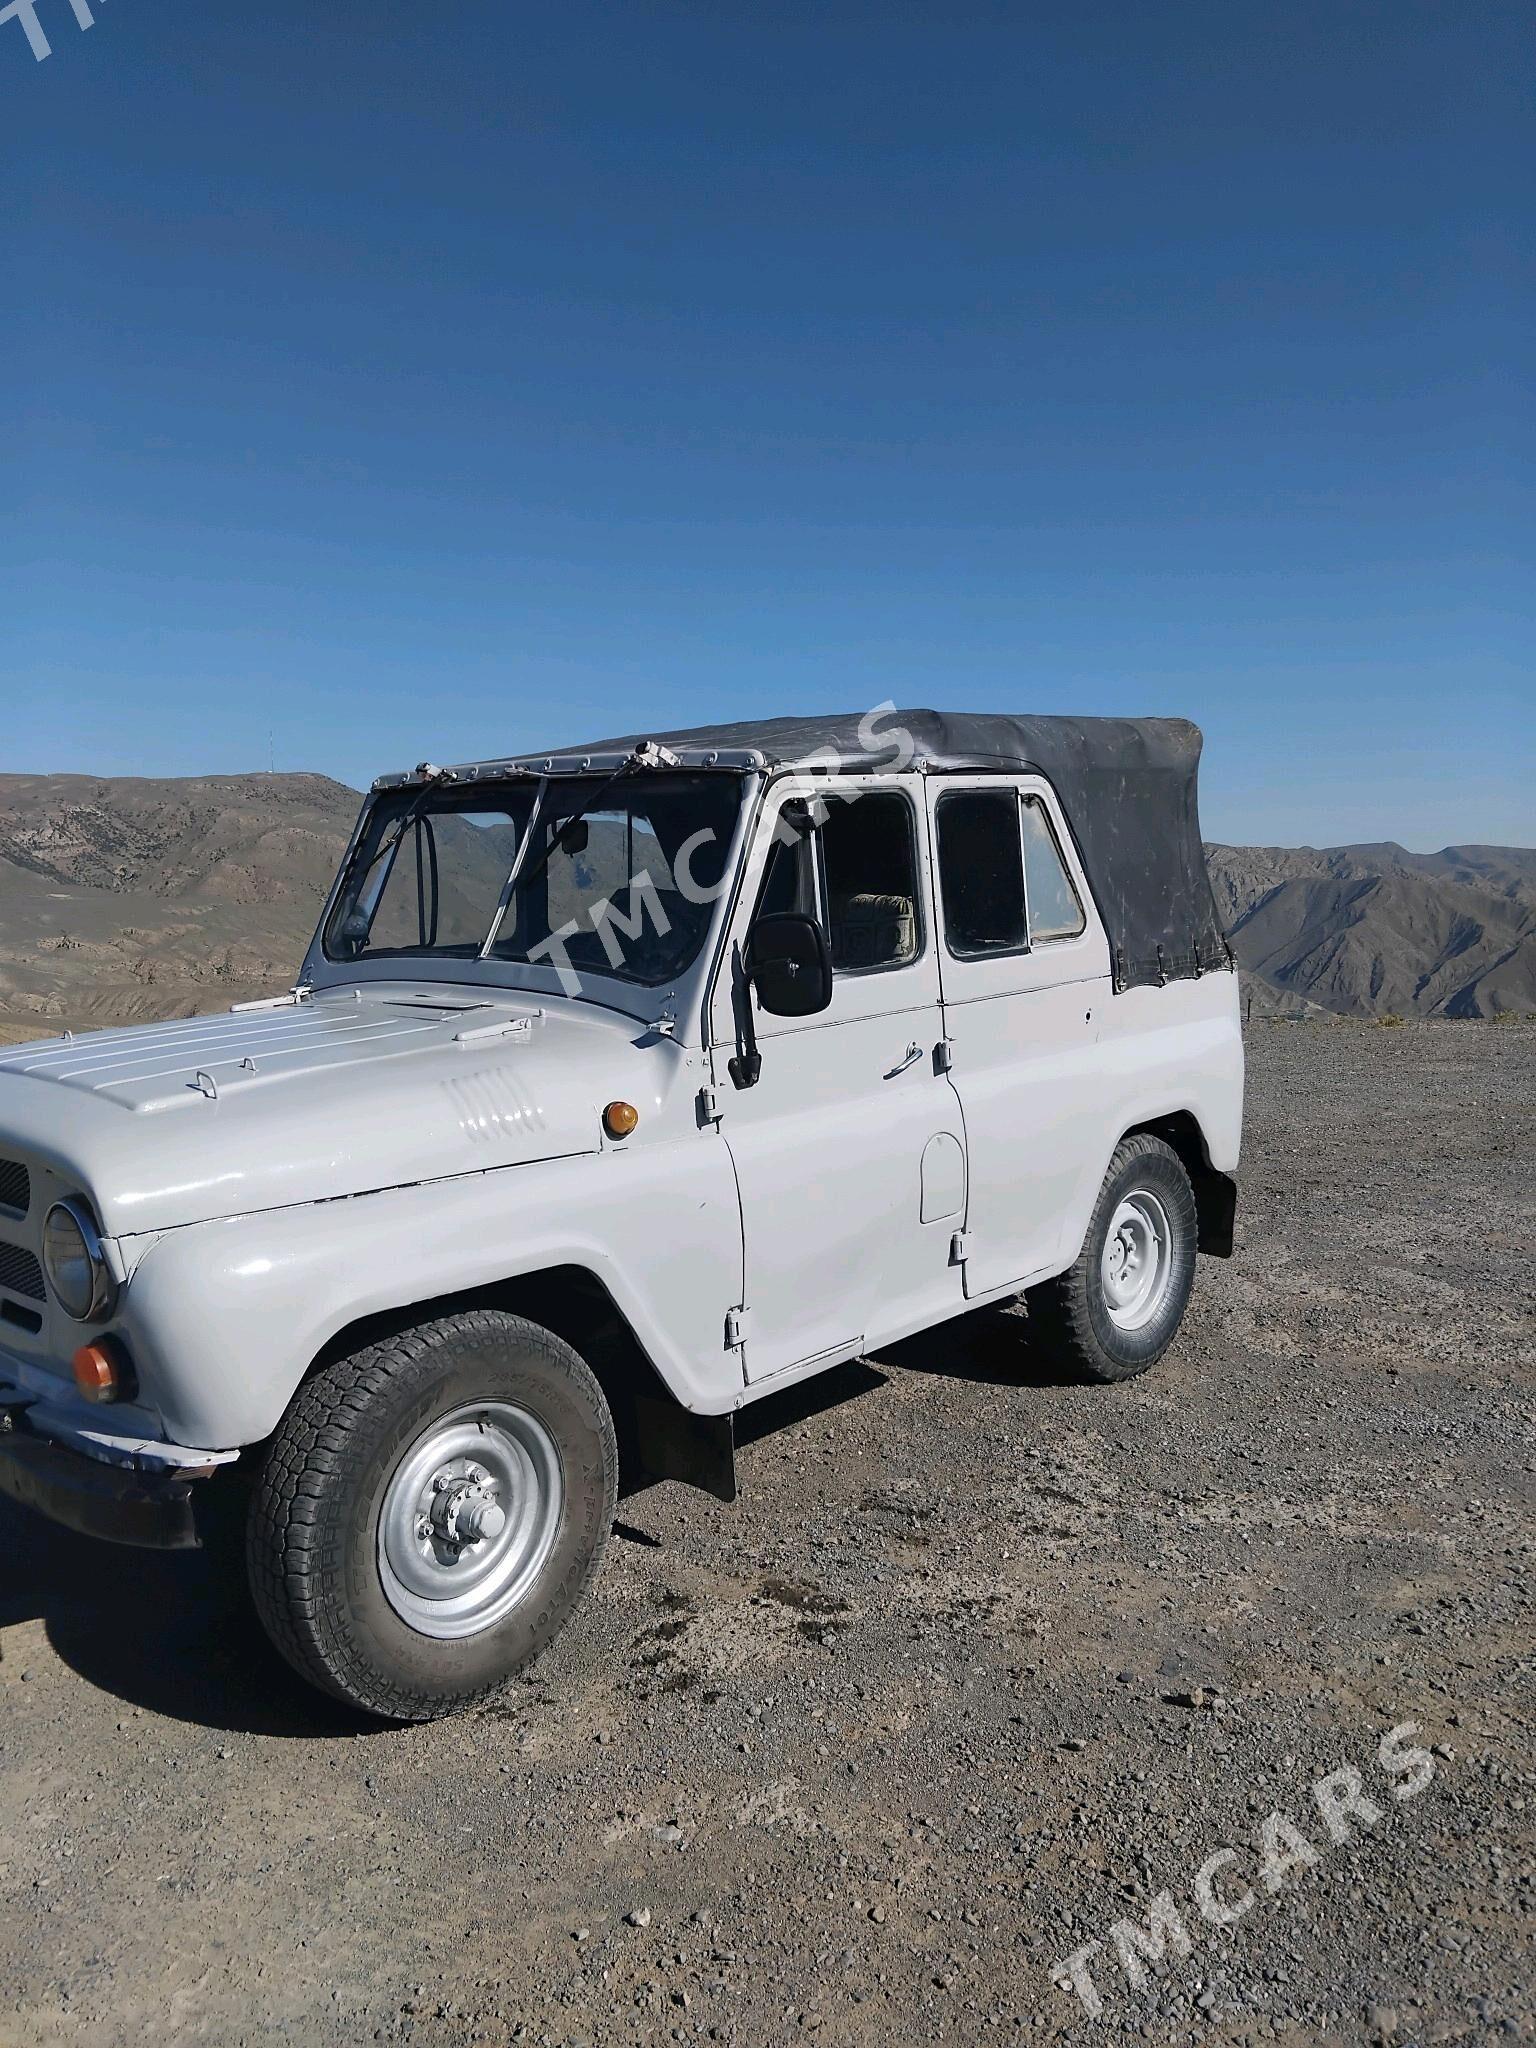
[324,773,742,988]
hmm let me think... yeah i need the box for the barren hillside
[0,774,360,1039]
[0,772,359,901]
[1208,842,1536,1019]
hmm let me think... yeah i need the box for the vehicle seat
[828,891,915,970]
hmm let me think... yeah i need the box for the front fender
[119,1146,745,1448]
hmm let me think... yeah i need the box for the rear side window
[935,790,1028,957]
[1021,798,1085,940]
[820,792,920,971]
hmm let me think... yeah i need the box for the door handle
[884,1041,925,1078]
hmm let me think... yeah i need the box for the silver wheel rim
[378,1401,565,1640]
[1100,1189,1174,1332]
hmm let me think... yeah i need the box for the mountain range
[1211,839,1536,1021]
[0,772,1531,1041]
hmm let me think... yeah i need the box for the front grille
[0,1240,46,1303]
[0,1158,29,1217]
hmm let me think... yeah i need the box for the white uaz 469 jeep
[0,711,1241,1719]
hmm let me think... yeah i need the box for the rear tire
[1024,1134,1197,1383]
[248,1309,617,1721]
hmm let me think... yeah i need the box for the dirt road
[2,1024,1532,2046]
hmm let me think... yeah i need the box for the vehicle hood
[0,988,649,1237]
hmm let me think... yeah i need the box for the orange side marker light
[72,1342,120,1403]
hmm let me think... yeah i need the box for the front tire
[248,1309,618,1721]
[1024,1133,1197,1383]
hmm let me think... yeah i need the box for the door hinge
[934,1038,954,1073]
[725,1306,751,1350]
[949,1230,970,1265]
[697,1083,722,1126]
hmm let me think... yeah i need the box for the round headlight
[43,1198,117,1322]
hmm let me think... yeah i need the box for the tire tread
[248,1309,616,1721]
[1025,1132,1197,1384]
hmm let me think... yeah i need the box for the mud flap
[1195,1168,1237,1258]
[629,1394,737,1504]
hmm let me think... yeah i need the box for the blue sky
[4,0,1530,847]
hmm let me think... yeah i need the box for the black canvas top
[583,710,1232,994]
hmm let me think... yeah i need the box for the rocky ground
[1,1022,1532,2047]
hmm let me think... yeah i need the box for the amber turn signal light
[602,1099,639,1138]
[72,1341,123,1404]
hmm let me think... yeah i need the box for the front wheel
[1023,1133,1198,1382]
[248,1309,618,1721]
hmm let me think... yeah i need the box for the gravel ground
[1,1022,1532,2048]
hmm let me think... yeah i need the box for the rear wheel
[1024,1133,1197,1382]
[248,1308,617,1721]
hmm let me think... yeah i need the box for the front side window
[325,773,742,987]
[749,788,922,976]
[820,791,921,971]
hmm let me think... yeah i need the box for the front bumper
[0,1412,203,1550]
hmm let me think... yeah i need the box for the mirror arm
[728,966,763,1089]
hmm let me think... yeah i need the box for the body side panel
[924,773,1115,1295]
[709,772,964,1384]
[1047,970,1244,1276]
[119,1137,747,1445]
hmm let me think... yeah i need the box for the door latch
[934,1038,954,1073]
[725,1307,751,1350]
[949,1230,970,1265]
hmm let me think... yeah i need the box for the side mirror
[747,912,832,1018]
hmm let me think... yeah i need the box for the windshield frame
[302,767,755,1029]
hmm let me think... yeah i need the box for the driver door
[708,776,966,1385]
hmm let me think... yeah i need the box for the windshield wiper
[479,775,548,959]
[352,785,436,897]
[479,740,679,955]
[331,781,446,956]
